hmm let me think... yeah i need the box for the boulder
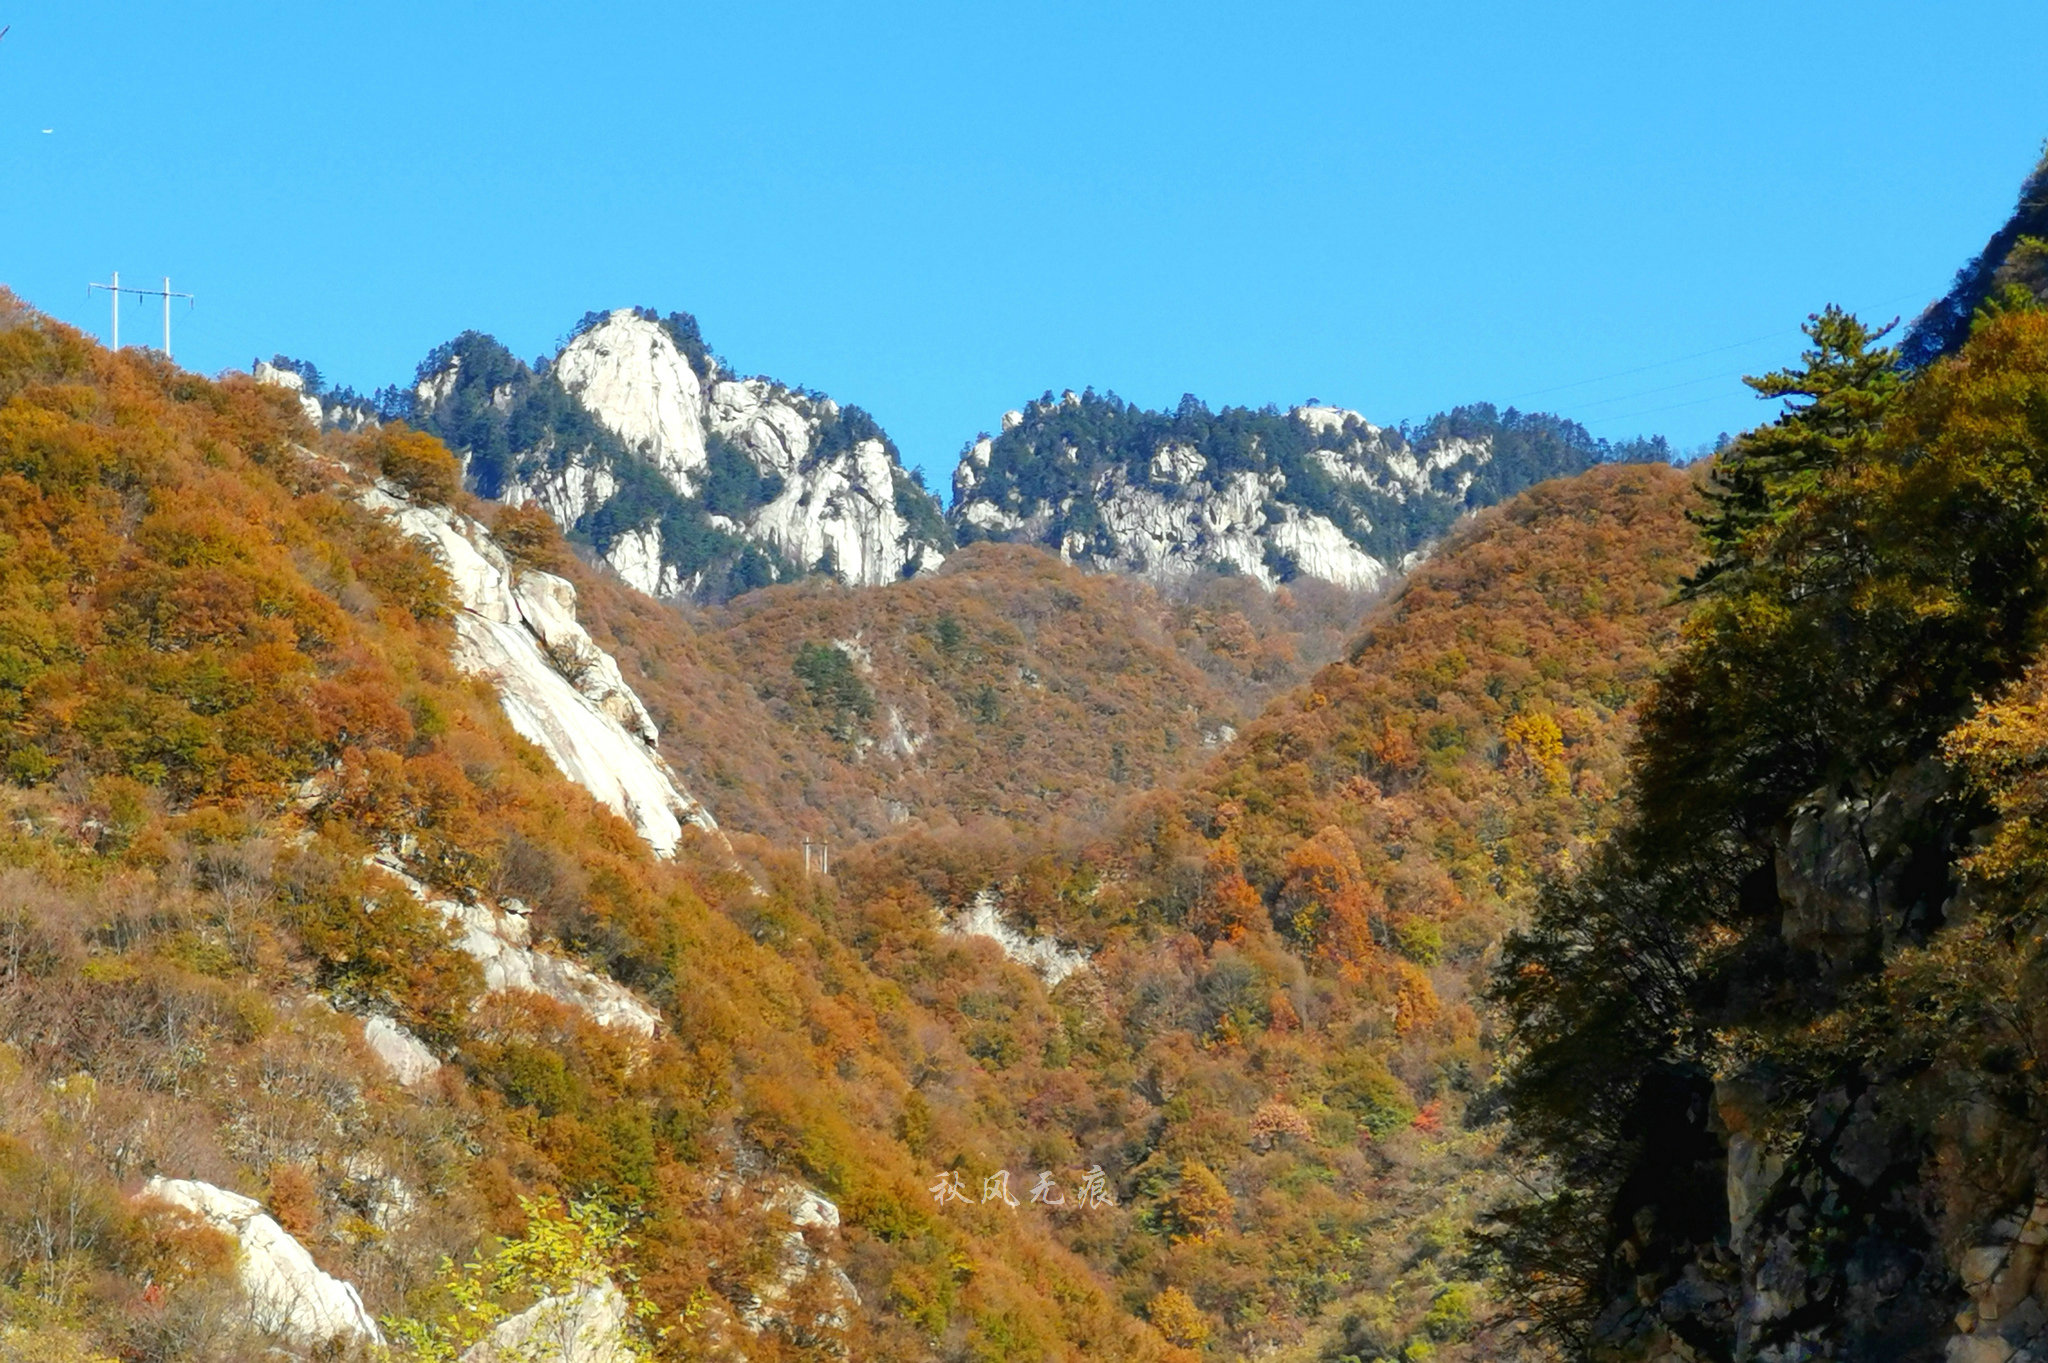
[140,1177,381,1348]
[363,1015,441,1087]
[459,1281,632,1363]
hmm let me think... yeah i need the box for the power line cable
[1555,368,1740,414]
[1593,390,1754,427]
[1505,329,1795,404]
[1504,288,1932,408]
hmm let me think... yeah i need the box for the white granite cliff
[141,1177,383,1349]
[412,310,948,597]
[355,478,718,859]
[952,397,1498,592]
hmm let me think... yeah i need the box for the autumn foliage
[0,288,1700,1363]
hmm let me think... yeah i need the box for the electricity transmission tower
[86,273,194,359]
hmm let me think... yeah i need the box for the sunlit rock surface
[365,851,664,1037]
[141,1177,382,1348]
[555,311,710,496]
[416,309,948,596]
[944,888,1089,986]
[362,1015,441,1087]
[951,398,1509,591]
[359,481,717,857]
[459,1281,632,1363]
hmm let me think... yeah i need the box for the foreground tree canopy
[1489,297,2048,1358]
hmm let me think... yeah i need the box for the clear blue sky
[3,2,2044,483]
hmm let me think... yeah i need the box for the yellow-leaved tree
[384,1198,667,1363]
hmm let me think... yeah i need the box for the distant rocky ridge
[953,390,1657,592]
[276,310,1665,603]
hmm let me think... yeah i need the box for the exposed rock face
[1590,759,1973,1362]
[1947,1198,2048,1363]
[358,479,718,856]
[1774,758,1950,976]
[362,1015,441,1087]
[409,310,949,599]
[950,393,1518,592]
[554,312,709,496]
[944,888,1089,986]
[254,359,379,432]
[459,1281,632,1363]
[140,1177,383,1348]
[253,360,325,426]
[366,851,664,1037]
[720,383,936,587]
[703,1154,862,1339]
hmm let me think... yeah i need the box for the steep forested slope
[828,460,1699,1362]
[0,295,1198,1363]
[1905,148,2048,366]
[1489,297,2048,1361]
[529,530,1378,847]
[0,279,1718,1363]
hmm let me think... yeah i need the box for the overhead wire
[1494,287,1936,432]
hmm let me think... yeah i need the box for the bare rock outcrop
[140,1177,382,1349]
[459,1282,633,1363]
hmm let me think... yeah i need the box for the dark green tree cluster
[1681,306,1901,599]
[793,640,876,741]
[1486,297,2048,1356]
[957,389,1665,571]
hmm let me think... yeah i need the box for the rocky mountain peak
[291,316,1660,609]
[553,309,710,495]
[944,391,1658,594]
[395,309,950,601]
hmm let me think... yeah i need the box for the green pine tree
[1681,305,1900,598]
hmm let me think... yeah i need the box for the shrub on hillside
[375,426,462,505]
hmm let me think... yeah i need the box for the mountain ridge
[270,308,1672,607]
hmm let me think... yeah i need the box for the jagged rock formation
[252,359,326,427]
[353,475,718,857]
[1563,759,1975,1363]
[253,357,379,432]
[950,390,1622,591]
[287,308,1665,605]
[140,1177,383,1348]
[401,310,950,599]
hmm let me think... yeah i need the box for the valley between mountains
[8,150,2048,1363]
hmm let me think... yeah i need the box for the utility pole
[160,278,189,360]
[86,273,193,358]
